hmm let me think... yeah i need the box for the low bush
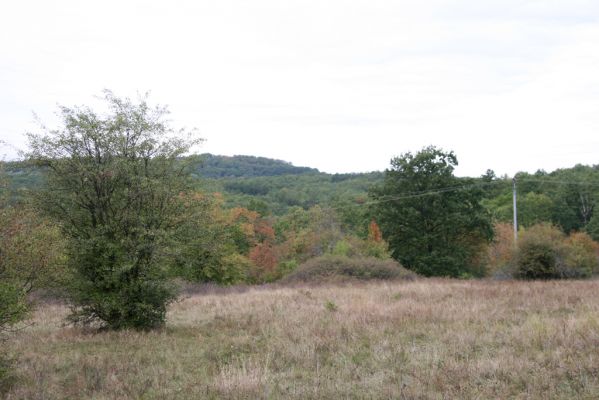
[281,255,416,283]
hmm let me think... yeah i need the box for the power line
[329,180,505,211]
[328,176,599,212]
[516,177,599,188]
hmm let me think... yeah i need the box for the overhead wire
[326,176,599,212]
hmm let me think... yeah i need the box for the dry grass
[5,279,599,399]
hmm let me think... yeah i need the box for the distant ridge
[195,153,320,178]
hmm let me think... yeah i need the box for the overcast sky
[1,0,598,176]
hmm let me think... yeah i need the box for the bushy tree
[27,91,201,330]
[371,146,493,277]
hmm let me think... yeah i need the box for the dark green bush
[282,255,416,283]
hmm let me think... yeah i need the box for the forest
[2,94,599,397]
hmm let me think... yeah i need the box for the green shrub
[331,240,352,257]
[278,260,298,276]
[515,224,598,280]
[187,253,251,285]
[516,239,559,279]
[282,255,416,283]
[324,300,338,312]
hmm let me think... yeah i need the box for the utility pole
[513,177,518,244]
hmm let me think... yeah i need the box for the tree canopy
[371,146,493,277]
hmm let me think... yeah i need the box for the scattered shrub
[324,300,338,312]
[282,255,416,283]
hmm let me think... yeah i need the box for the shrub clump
[282,255,416,283]
[515,224,598,279]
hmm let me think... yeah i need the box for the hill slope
[194,154,319,178]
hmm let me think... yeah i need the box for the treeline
[4,158,383,217]
[7,158,599,238]
[480,166,599,237]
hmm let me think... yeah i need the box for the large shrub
[282,255,416,283]
[515,224,598,279]
[28,92,201,330]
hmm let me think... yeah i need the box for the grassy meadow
[4,279,599,399]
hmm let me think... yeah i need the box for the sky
[1,0,598,176]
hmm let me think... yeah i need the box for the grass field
[4,279,599,399]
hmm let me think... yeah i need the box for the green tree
[371,146,493,277]
[519,192,554,227]
[585,212,599,241]
[27,91,201,330]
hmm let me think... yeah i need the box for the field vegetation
[4,279,599,399]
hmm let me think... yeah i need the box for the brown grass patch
[5,279,599,399]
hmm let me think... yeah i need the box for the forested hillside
[4,156,599,237]
[194,153,319,178]
[3,155,384,216]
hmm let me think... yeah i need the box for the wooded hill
[2,155,383,216]
[3,155,599,239]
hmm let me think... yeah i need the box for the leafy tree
[519,192,554,227]
[548,165,599,232]
[27,91,201,330]
[585,212,599,241]
[371,146,493,277]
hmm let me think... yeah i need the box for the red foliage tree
[368,220,383,243]
[248,243,278,282]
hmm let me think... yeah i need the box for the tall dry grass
[4,279,599,399]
